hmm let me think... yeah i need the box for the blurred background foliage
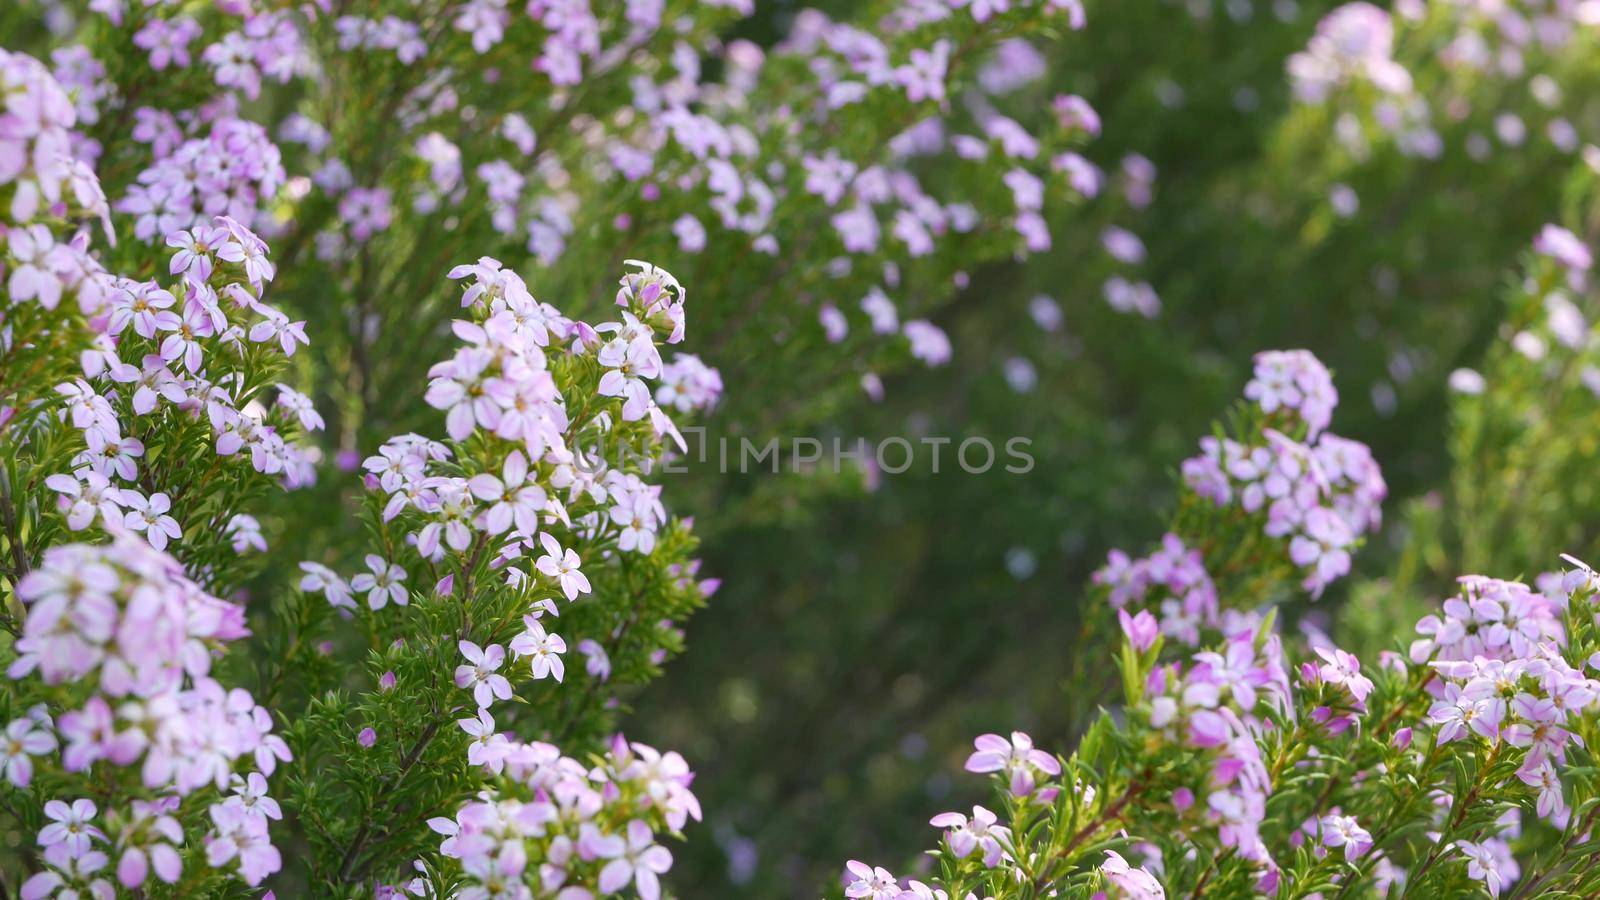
[632,0,1600,894]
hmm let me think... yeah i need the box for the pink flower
[842,860,900,899]
[1314,646,1374,703]
[351,555,408,610]
[38,798,104,856]
[509,619,566,682]
[1119,609,1160,652]
[964,731,1061,796]
[1320,814,1372,860]
[896,40,950,104]
[454,641,513,709]
[596,820,673,900]
[1100,850,1165,899]
[119,491,182,550]
[1,718,56,787]
[535,533,590,601]
[458,709,510,773]
[1534,224,1592,271]
[929,805,1009,867]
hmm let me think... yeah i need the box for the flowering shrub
[276,258,717,893]
[2,0,1113,461]
[2,0,1131,886]
[838,348,1600,898]
[1,46,312,894]
[18,0,1600,896]
[0,38,726,892]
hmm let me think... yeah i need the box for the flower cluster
[0,48,110,238]
[1178,350,1386,598]
[1287,2,1411,105]
[1093,350,1385,659]
[117,117,285,243]
[420,735,700,900]
[276,256,714,888]
[846,543,1600,897]
[1287,1,1600,176]
[834,328,1600,897]
[9,538,289,890]
[2,50,316,894]
[1093,534,1218,646]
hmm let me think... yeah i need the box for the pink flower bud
[1118,608,1159,652]
[358,727,376,748]
[1172,787,1194,812]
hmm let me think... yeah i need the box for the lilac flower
[1534,224,1592,271]
[672,214,706,253]
[1244,349,1337,436]
[1519,759,1567,820]
[205,815,281,886]
[1313,646,1374,704]
[119,491,182,550]
[226,515,267,554]
[656,354,724,413]
[1,718,56,787]
[1119,609,1160,652]
[351,555,408,610]
[132,18,199,71]
[469,451,548,535]
[843,860,901,899]
[596,820,673,900]
[903,319,951,366]
[22,844,114,900]
[929,805,1009,867]
[535,533,591,601]
[45,469,122,531]
[8,225,69,309]
[247,308,308,356]
[1428,681,1502,743]
[458,709,511,773]
[803,151,857,206]
[509,619,567,682]
[114,800,184,887]
[39,799,104,856]
[454,641,513,709]
[1100,850,1165,899]
[339,187,393,242]
[1102,226,1146,264]
[299,562,355,610]
[1290,507,1354,597]
[275,385,325,431]
[831,204,880,253]
[965,731,1061,796]
[1320,814,1372,860]
[1455,840,1507,896]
